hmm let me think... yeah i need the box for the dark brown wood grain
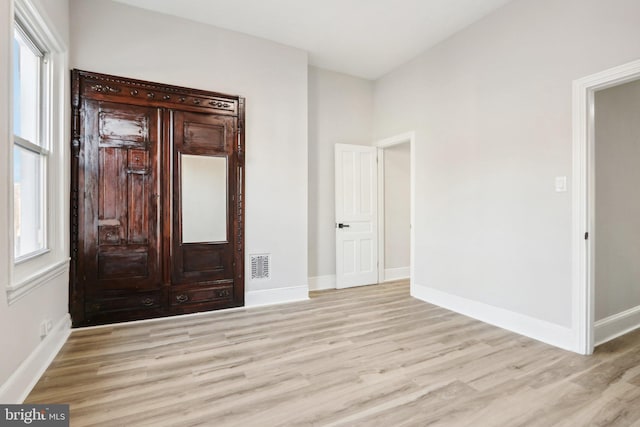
[171,111,236,287]
[70,70,245,327]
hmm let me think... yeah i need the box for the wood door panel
[171,111,237,285]
[97,251,149,282]
[98,147,125,221]
[98,225,121,245]
[98,108,149,146]
[184,121,227,152]
[83,100,160,291]
[127,166,149,245]
[182,245,226,274]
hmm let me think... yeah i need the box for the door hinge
[584,232,589,240]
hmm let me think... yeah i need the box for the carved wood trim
[70,70,83,324]
[235,98,246,306]
[76,70,240,115]
[90,84,121,93]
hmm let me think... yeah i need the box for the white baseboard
[384,267,410,282]
[245,285,309,307]
[410,284,575,352]
[0,313,71,403]
[308,275,336,291]
[595,305,640,346]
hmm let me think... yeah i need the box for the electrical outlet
[40,319,53,338]
[40,321,48,338]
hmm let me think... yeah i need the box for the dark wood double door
[70,70,245,327]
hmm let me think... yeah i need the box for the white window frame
[13,19,49,263]
[6,0,69,304]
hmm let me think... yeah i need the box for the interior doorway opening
[376,132,415,285]
[573,59,640,355]
[592,78,640,346]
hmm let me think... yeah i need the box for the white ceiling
[112,0,512,80]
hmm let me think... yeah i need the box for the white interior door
[335,144,378,289]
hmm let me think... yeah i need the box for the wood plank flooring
[26,281,640,426]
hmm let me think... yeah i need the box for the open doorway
[376,132,415,285]
[333,133,414,289]
[573,59,640,355]
[592,79,640,346]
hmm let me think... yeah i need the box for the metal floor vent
[251,254,270,280]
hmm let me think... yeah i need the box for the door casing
[376,132,415,285]
[572,59,640,355]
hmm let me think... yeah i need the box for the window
[13,22,48,262]
[7,0,67,304]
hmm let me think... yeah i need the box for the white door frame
[572,59,640,355]
[376,132,415,284]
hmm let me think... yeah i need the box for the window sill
[7,258,69,305]
[15,248,51,265]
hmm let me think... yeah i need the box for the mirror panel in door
[181,154,228,243]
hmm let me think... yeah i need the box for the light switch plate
[555,176,567,192]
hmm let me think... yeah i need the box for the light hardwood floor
[27,281,640,426]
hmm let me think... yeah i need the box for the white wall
[70,0,309,301]
[595,79,640,321]
[0,0,70,399]
[308,67,373,280]
[373,0,640,338]
[384,143,410,270]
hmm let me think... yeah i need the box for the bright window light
[13,23,48,261]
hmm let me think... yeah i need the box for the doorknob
[337,223,350,229]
